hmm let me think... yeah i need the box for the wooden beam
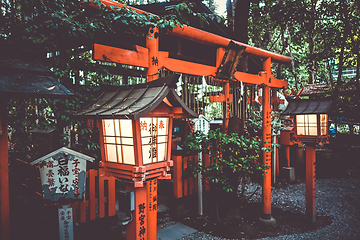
[93,43,149,68]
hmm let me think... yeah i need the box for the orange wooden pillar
[146,26,159,80]
[147,180,158,240]
[285,146,291,168]
[305,145,316,223]
[261,58,274,221]
[126,184,148,240]
[173,155,183,198]
[0,97,10,240]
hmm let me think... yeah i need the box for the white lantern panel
[296,114,318,136]
[114,120,121,136]
[157,143,166,161]
[116,145,123,163]
[308,114,317,135]
[102,119,135,165]
[105,137,116,144]
[105,144,117,162]
[104,119,115,136]
[120,119,133,137]
[121,137,133,145]
[320,114,328,135]
[296,115,305,135]
[158,136,167,143]
[123,146,135,165]
[142,145,152,164]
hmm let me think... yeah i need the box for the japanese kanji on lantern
[30,147,94,201]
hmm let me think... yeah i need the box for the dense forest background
[1,0,359,159]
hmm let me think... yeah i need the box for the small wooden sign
[30,147,94,201]
[58,206,74,240]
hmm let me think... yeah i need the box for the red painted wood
[80,201,88,223]
[188,156,194,195]
[0,105,9,240]
[98,169,105,219]
[71,203,79,224]
[89,169,96,220]
[183,156,188,196]
[173,155,183,198]
[107,176,116,217]
[262,58,272,217]
[93,43,149,68]
[204,153,211,191]
[306,145,316,222]
[126,184,147,240]
[194,155,198,193]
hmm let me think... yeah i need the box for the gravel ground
[181,178,360,240]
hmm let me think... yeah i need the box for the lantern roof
[76,74,198,119]
[282,99,333,115]
[0,54,74,97]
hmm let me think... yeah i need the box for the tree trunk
[286,26,299,90]
[234,0,250,72]
[276,24,287,79]
[337,0,350,87]
[308,0,317,85]
[327,60,334,87]
[226,0,233,33]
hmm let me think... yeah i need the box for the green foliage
[183,129,268,193]
[1,0,224,160]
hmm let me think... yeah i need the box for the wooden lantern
[76,74,197,187]
[282,99,332,144]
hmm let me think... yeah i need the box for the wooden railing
[11,159,116,224]
[172,153,211,198]
[69,168,116,224]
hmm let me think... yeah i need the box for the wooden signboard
[30,147,94,201]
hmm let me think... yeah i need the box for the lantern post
[282,99,332,223]
[76,74,197,240]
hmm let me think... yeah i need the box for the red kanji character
[46,169,54,177]
[72,167,80,175]
[73,178,79,186]
[72,159,80,168]
[140,121,147,131]
[46,160,53,168]
[60,216,65,221]
[47,178,55,187]
[159,120,165,130]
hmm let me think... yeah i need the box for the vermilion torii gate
[87,0,292,237]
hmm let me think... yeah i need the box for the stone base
[258,216,277,227]
[282,167,296,182]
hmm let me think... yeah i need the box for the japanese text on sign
[39,152,87,201]
[58,207,74,240]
